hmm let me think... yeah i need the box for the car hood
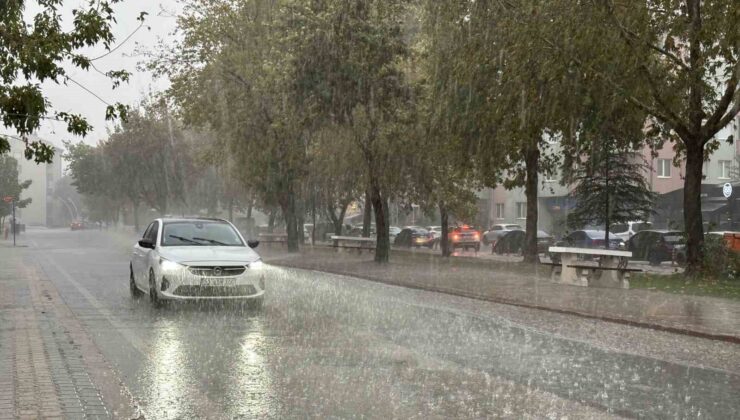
[158,246,260,265]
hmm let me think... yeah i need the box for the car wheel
[130,265,143,298]
[149,270,162,308]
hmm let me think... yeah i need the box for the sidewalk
[261,246,740,343]
[0,245,137,419]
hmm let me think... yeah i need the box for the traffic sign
[723,183,733,198]
[2,196,13,203]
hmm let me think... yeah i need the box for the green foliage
[0,0,141,163]
[701,235,740,281]
[566,144,656,234]
[0,155,33,223]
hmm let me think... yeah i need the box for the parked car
[129,218,266,307]
[493,230,553,255]
[389,226,402,243]
[394,227,434,248]
[626,230,684,266]
[449,225,481,251]
[426,226,442,239]
[610,221,652,241]
[551,230,624,263]
[482,224,523,245]
[70,220,86,230]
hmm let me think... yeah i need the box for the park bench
[257,232,288,245]
[547,247,640,289]
[330,236,376,253]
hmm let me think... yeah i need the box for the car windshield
[161,221,244,246]
[506,225,523,230]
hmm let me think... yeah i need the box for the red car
[449,225,481,251]
[70,220,86,231]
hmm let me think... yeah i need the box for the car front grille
[188,266,246,277]
[173,285,257,297]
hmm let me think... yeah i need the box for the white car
[482,224,523,245]
[129,218,266,307]
[610,221,652,241]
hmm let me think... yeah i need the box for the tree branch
[604,0,690,72]
[703,63,740,141]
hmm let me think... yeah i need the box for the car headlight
[160,258,185,273]
[249,260,264,270]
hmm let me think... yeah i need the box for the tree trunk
[327,201,350,236]
[523,146,540,263]
[362,189,372,237]
[297,213,305,245]
[268,209,276,233]
[311,197,316,245]
[684,140,705,275]
[370,184,390,263]
[280,194,300,253]
[228,197,234,222]
[132,200,140,233]
[604,147,610,249]
[440,202,451,257]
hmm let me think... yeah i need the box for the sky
[5,0,182,149]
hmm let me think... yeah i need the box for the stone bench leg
[558,254,588,287]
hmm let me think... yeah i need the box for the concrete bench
[330,236,376,253]
[548,247,634,289]
[257,233,288,245]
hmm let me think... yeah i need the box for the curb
[270,259,740,345]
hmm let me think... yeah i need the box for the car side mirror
[138,239,155,249]
[247,240,259,249]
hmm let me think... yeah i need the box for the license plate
[201,278,236,287]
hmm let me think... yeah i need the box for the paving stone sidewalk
[261,246,740,342]
[0,245,138,419]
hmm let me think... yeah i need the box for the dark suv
[626,230,684,266]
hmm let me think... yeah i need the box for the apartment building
[482,115,740,236]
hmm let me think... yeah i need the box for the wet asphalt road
[19,229,740,419]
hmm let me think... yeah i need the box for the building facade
[6,136,62,226]
[481,115,740,236]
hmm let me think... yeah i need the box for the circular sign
[723,182,733,198]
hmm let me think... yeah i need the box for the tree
[309,125,364,237]
[289,0,417,262]
[416,5,481,257]
[527,0,739,274]
[1,1,143,163]
[0,156,32,228]
[567,144,656,246]
[422,0,577,264]
[149,0,313,252]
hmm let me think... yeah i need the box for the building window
[516,202,527,219]
[657,159,671,178]
[545,171,557,182]
[495,203,505,219]
[719,160,732,179]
